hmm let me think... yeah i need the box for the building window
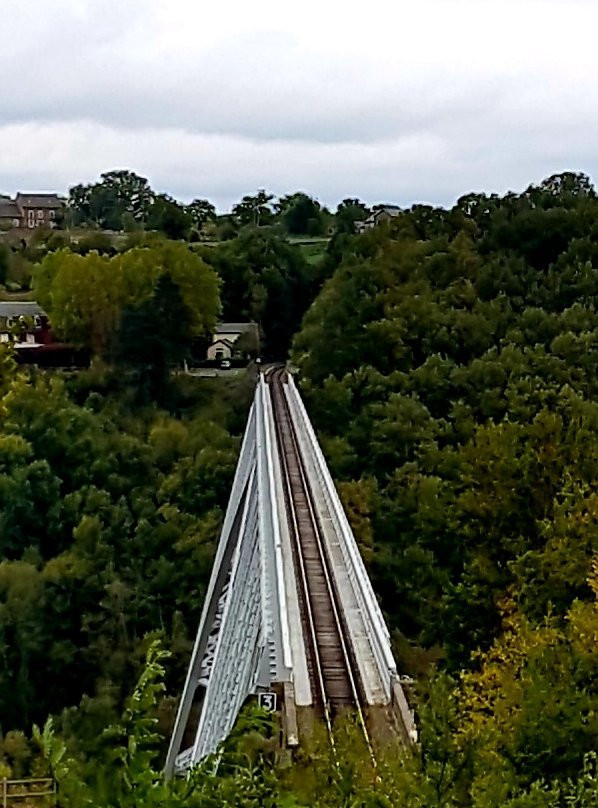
[28,220,35,228]
[49,210,55,220]
[28,209,34,218]
[37,210,44,219]
[12,219,19,228]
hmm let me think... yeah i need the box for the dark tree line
[66,171,369,239]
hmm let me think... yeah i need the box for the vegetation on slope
[0,171,596,805]
[291,171,598,802]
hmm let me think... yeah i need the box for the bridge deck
[269,369,361,716]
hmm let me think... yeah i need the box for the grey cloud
[1,0,598,207]
[0,23,502,145]
[2,1,595,145]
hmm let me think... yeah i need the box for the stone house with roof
[0,301,49,347]
[0,300,88,366]
[206,322,260,361]
[0,193,64,230]
[0,197,22,230]
[355,205,401,233]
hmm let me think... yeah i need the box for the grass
[0,287,34,301]
[286,236,330,244]
[296,241,328,266]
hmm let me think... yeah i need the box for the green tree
[67,183,93,225]
[146,195,192,240]
[335,197,370,234]
[276,192,326,236]
[232,189,274,227]
[32,241,220,356]
[68,171,155,230]
[38,249,119,354]
[0,343,15,401]
[187,198,217,229]
[114,275,194,400]
[293,170,598,666]
[0,561,46,728]
[206,229,313,358]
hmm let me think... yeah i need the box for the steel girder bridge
[166,369,416,777]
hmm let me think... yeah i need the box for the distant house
[355,205,401,233]
[0,300,88,367]
[0,301,49,348]
[206,322,260,361]
[0,197,22,230]
[0,193,64,231]
[207,338,236,361]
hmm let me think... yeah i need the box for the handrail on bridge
[1,778,56,806]
[284,375,397,701]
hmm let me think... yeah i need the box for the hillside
[0,171,596,806]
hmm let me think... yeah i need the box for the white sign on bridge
[258,692,277,712]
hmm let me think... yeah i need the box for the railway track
[268,367,374,763]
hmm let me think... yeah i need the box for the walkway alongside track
[268,368,374,761]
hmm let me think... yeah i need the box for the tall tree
[186,198,217,229]
[231,190,274,227]
[114,275,193,399]
[276,192,326,236]
[68,171,155,230]
[205,229,313,358]
[146,195,192,240]
[335,197,370,234]
[38,250,120,355]
[97,170,155,223]
[32,242,220,356]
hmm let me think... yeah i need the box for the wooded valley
[0,171,596,806]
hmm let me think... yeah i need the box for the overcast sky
[0,0,596,210]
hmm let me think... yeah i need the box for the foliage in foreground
[26,635,598,808]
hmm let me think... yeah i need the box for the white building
[206,322,260,361]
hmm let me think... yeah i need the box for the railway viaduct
[165,368,416,776]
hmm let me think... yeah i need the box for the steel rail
[268,367,376,766]
[269,368,336,754]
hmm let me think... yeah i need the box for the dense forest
[0,171,596,806]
